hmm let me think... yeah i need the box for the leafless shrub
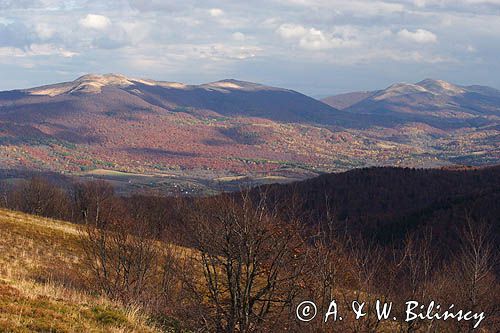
[391,229,437,332]
[182,189,308,332]
[9,177,71,219]
[77,181,179,309]
[80,218,159,305]
[73,180,117,226]
[437,216,499,332]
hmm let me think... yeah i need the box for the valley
[0,74,498,193]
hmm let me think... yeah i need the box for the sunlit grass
[0,208,160,333]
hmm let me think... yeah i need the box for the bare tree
[446,216,499,332]
[79,212,163,306]
[10,177,71,219]
[300,193,352,332]
[0,181,9,208]
[73,180,117,226]
[184,190,308,333]
[341,236,388,333]
[392,229,436,333]
[77,181,172,307]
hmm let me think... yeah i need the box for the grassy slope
[0,208,160,333]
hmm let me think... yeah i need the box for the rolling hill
[9,73,349,125]
[0,74,498,193]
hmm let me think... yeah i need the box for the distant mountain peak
[416,78,465,95]
[321,78,500,130]
[373,82,428,100]
[26,73,136,96]
[76,73,129,81]
[23,74,289,97]
[417,78,444,85]
[75,73,135,85]
[371,79,467,101]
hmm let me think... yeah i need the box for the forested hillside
[259,166,500,247]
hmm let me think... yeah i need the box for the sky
[1,0,500,96]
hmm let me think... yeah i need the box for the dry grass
[0,208,160,333]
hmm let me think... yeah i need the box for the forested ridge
[258,166,500,247]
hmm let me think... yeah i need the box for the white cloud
[0,47,25,57]
[421,0,500,5]
[29,43,78,57]
[357,49,452,64]
[299,28,333,50]
[232,32,246,41]
[305,47,454,66]
[277,24,308,39]
[35,23,55,39]
[0,44,77,58]
[128,43,262,66]
[79,14,111,30]
[279,0,405,16]
[197,44,261,60]
[209,8,224,17]
[398,29,437,43]
[466,45,476,52]
[0,0,499,92]
[277,24,358,50]
[413,0,427,7]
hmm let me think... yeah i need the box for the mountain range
[322,79,500,129]
[0,74,498,193]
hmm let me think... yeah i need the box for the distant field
[83,168,175,178]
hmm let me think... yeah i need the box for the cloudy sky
[1,0,500,96]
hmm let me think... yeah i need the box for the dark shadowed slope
[321,91,375,110]
[259,165,500,247]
